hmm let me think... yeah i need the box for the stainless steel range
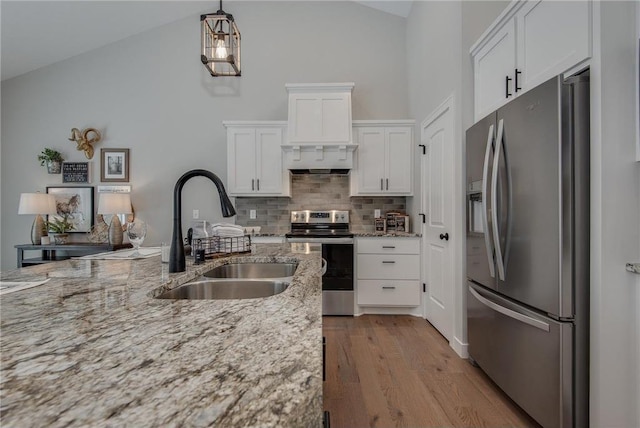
[286,210,354,316]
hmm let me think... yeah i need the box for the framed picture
[100,148,129,182]
[46,186,94,233]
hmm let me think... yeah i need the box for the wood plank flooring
[323,315,541,428]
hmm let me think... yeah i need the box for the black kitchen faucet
[169,169,236,273]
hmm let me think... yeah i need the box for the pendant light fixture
[201,0,241,77]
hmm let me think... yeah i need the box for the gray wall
[589,2,640,427]
[0,1,409,270]
[404,0,508,352]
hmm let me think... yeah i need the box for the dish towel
[211,223,245,237]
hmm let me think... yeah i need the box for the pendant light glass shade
[201,1,241,77]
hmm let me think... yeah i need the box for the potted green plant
[38,148,64,174]
[46,215,75,244]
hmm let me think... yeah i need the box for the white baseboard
[450,335,468,358]
[357,306,423,317]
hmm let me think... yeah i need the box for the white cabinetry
[351,121,414,196]
[285,83,354,145]
[471,0,591,120]
[224,121,290,197]
[356,237,421,308]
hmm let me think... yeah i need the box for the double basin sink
[157,262,298,300]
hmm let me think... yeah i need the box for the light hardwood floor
[323,315,541,428]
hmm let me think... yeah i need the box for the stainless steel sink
[156,279,290,300]
[203,262,298,279]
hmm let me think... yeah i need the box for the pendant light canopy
[201,0,241,77]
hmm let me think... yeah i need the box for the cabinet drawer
[357,254,420,280]
[357,238,420,254]
[357,280,420,307]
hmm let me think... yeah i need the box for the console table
[15,243,132,268]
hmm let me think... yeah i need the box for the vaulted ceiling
[0,1,413,81]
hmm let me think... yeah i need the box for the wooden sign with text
[62,162,90,183]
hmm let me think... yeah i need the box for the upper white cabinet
[351,121,414,196]
[224,121,290,197]
[473,20,517,121]
[286,83,354,145]
[471,0,591,120]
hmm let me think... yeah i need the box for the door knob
[439,233,449,241]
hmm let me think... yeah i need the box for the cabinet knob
[439,233,449,241]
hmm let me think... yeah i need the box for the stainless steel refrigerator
[466,73,589,428]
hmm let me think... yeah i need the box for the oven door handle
[321,258,328,276]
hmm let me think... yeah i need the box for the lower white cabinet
[357,280,421,307]
[356,237,420,308]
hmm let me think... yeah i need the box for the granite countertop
[0,243,323,427]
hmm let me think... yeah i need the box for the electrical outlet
[250,209,257,220]
[192,209,199,219]
[374,209,381,218]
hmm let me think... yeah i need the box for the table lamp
[18,193,58,244]
[97,193,132,245]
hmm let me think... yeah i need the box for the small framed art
[100,148,130,182]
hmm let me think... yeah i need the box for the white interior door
[421,97,455,341]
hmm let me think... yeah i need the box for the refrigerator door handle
[492,119,506,280]
[482,124,496,278]
[469,286,550,332]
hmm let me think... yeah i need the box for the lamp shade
[98,193,132,215]
[18,193,57,215]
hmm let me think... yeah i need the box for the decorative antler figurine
[69,127,101,159]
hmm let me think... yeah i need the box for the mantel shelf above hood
[282,143,357,171]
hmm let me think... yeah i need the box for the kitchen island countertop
[0,243,322,427]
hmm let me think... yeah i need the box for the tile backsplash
[235,174,407,234]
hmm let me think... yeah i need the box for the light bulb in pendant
[214,38,228,59]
